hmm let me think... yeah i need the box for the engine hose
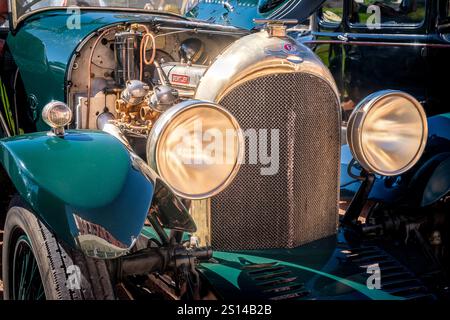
[136,24,156,81]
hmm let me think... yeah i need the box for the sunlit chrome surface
[347,90,428,176]
[253,18,298,37]
[41,101,72,136]
[147,100,244,200]
[195,30,338,103]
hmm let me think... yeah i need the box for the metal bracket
[342,170,375,225]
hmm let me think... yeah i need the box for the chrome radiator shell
[194,31,341,250]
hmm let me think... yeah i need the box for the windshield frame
[7,0,190,30]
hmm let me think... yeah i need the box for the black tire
[2,200,116,300]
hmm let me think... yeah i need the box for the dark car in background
[294,0,450,217]
[189,0,450,116]
[305,0,450,120]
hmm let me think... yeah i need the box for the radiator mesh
[211,72,341,250]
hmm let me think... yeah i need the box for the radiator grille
[211,72,341,250]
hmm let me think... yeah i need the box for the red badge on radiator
[172,74,190,85]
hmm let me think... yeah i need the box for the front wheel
[1,201,116,300]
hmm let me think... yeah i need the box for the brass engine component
[114,97,160,134]
[115,98,140,122]
[114,81,180,135]
[140,106,160,122]
[113,79,161,135]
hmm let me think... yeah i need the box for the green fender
[0,130,156,258]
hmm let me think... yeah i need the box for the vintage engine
[109,33,211,137]
[114,29,142,86]
[113,80,179,135]
[111,27,181,136]
[160,62,207,97]
[69,24,212,138]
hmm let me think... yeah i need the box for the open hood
[186,0,327,30]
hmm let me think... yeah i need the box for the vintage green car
[0,1,432,300]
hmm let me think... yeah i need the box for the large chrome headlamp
[147,100,244,199]
[347,90,428,176]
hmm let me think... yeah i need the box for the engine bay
[67,23,238,143]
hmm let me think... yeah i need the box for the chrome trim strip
[303,39,450,48]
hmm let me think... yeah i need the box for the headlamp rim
[147,99,244,200]
[347,90,428,176]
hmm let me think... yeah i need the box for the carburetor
[115,80,154,133]
[114,80,180,135]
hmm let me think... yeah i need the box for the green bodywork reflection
[0,131,129,208]
[202,251,403,300]
[198,236,405,300]
[0,130,154,250]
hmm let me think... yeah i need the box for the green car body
[1,10,195,257]
[0,130,155,256]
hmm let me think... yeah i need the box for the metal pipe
[151,17,248,33]
[153,60,170,86]
[157,26,246,36]
[75,99,83,129]
[133,24,156,81]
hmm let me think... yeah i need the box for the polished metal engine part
[179,38,206,64]
[75,92,117,129]
[149,85,180,112]
[115,80,153,129]
[96,111,115,130]
[114,30,142,86]
[161,62,208,90]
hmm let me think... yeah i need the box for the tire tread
[2,198,115,300]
